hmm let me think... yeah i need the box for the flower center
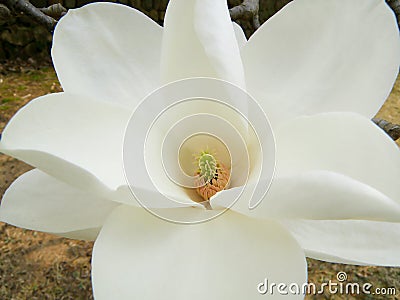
[195,150,230,202]
[177,133,231,204]
[198,151,217,182]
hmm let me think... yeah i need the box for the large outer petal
[275,112,400,203]
[211,171,400,222]
[213,113,400,222]
[0,92,205,207]
[242,0,400,125]
[282,219,400,266]
[0,169,118,240]
[161,0,245,87]
[0,92,131,193]
[92,206,307,300]
[52,2,162,109]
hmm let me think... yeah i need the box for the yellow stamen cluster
[194,151,230,202]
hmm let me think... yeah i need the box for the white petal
[211,171,400,222]
[161,0,245,87]
[0,91,197,208]
[282,219,400,266]
[233,22,247,48]
[92,206,307,300]
[114,185,203,209]
[275,112,400,203]
[52,2,162,109]
[0,93,131,193]
[242,0,400,125]
[0,169,118,240]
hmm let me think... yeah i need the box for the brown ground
[0,65,93,300]
[0,65,399,299]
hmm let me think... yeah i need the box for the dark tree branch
[39,3,67,19]
[1,0,57,32]
[373,118,400,141]
[229,0,260,30]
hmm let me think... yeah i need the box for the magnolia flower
[1,0,400,299]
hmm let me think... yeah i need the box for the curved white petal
[114,184,204,209]
[0,169,118,240]
[0,92,202,208]
[242,0,400,126]
[0,92,131,193]
[212,171,400,222]
[52,2,162,109]
[92,206,307,300]
[161,0,245,87]
[233,22,247,48]
[275,112,400,203]
[282,219,400,266]
[265,171,400,221]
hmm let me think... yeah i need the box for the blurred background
[1,0,400,299]
[0,0,294,63]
